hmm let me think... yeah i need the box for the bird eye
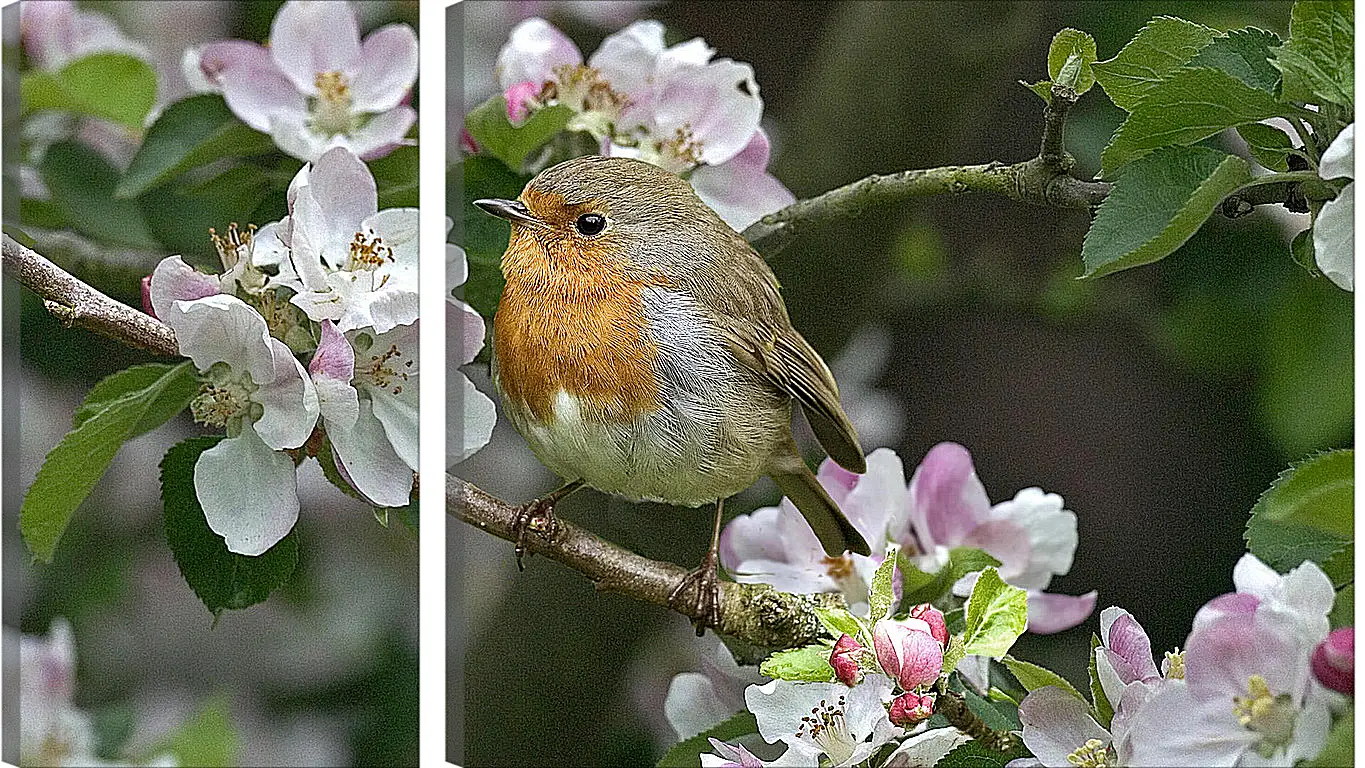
[575,213,607,236]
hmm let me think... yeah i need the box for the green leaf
[1000,656,1085,701]
[316,438,367,503]
[1272,0,1353,108]
[116,95,275,198]
[1101,67,1294,175]
[657,711,758,768]
[1289,227,1318,274]
[1308,705,1353,768]
[868,544,900,620]
[21,362,198,562]
[1245,450,1352,586]
[963,686,1021,730]
[1092,16,1218,111]
[962,568,1028,658]
[161,437,300,614]
[1329,584,1353,629]
[1047,29,1097,94]
[1019,79,1054,103]
[1088,633,1114,728]
[73,362,198,437]
[139,694,237,767]
[1188,28,1283,94]
[935,739,1030,768]
[21,53,157,128]
[1082,146,1253,278]
[39,141,158,249]
[899,546,1001,606]
[941,633,966,676]
[464,95,574,171]
[759,644,835,683]
[813,606,865,641]
[458,157,529,317]
[1237,123,1296,172]
[370,144,419,209]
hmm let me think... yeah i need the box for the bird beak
[474,198,543,228]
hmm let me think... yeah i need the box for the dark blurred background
[7,2,420,765]
[451,1,1351,765]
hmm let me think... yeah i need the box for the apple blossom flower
[490,18,792,230]
[1191,554,1335,643]
[1093,606,1162,711]
[829,634,865,686]
[873,618,943,691]
[1122,608,1332,766]
[664,636,768,741]
[1311,627,1352,695]
[1314,123,1353,291]
[701,739,765,768]
[310,320,415,506]
[269,146,419,334]
[1011,685,1122,768]
[719,449,905,612]
[903,442,1097,633]
[744,674,901,767]
[448,244,496,464]
[20,0,150,72]
[186,0,417,161]
[888,692,936,727]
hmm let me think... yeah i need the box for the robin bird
[474,155,871,629]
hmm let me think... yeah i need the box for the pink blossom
[1312,627,1352,695]
[888,692,935,727]
[873,618,943,691]
[830,634,864,686]
[907,604,948,647]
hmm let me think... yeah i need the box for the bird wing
[683,238,868,474]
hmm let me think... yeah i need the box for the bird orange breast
[494,224,666,424]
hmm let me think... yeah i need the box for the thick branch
[2,234,178,357]
[449,475,843,649]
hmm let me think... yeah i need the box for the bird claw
[669,549,722,635]
[511,497,559,571]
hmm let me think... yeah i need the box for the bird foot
[511,496,560,571]
[668,549,722,635]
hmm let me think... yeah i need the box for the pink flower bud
[140,274,156,318]
[504,80,541,124]
[888,691,936,726]
[830,633,863,686]
[1312,627,1353,695]
[873,618,943,691]
[908,603,948,647]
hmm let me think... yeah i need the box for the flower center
[360,342,411,395]
[312,70,355,135]
[1066,738,1115,767]
[190,374,255,429]
[1163,649,1185,680]
[547,64,628,118]
[347,231,394,275]
[1232,675,1296,757]
[210,222,256,272]
[658,124,704,170]
[795,695,856,765]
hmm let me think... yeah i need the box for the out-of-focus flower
[1012,685,1121,768]
[1122,608,1332,766]
[1314,123,1353,291]
[269,147,419,334]
[744,674,901,767]
[1191,554,1335,643]
[903,442,1096,633]
[701,738,766,768]
[448,244,496,464]
[149,266,319,555]
[873,618,943,691]
[829,634,865,687]
[489,18,791,230]
[20,0,150,71]
[720,449,905,613]
[1312,627,1353,695]
[887,692,935,727]
[187,0,417,161]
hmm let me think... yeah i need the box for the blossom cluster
[720,443,1097,632]
[148,146,419,555]
[482,18,794,230]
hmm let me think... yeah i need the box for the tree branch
[2,233,179,357]
[448,475,844,649]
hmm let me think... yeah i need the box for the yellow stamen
[1066,738,1113,767]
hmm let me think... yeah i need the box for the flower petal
[166,293,275,382]
[495,17,582,91]
[1319,123,1354,181]
[906,442,991,552]
[1026,590,1097,634]
[296,146,380,262]
[149,256,220,320]
[330,397,413,507]
[351,24,419,113]
[1018,686,1110,767]
[349,105,417,160]
[270,0,362,94]
[194,427,299,556]
[652,58,763,166]
[369,375,419,471]
[1314,184,1353,291]
[201,40,306,133]
[691,137,795,230]
[985,487,1078,590]
[253,337,319,450]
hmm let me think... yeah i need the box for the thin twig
[2,234,179,357]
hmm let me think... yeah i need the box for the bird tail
[771,466,872,557]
